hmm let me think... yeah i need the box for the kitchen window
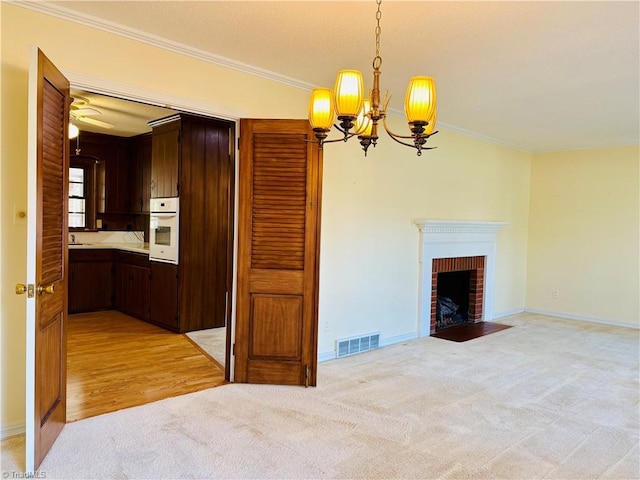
[69,156,97,230]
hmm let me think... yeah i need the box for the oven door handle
[151,212,177,218]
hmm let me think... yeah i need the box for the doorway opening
[65,85,238,420]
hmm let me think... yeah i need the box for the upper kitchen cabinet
[70,131,143,216]
[149,115,180,198]
[103,136,131,213]
[129,133,152,213]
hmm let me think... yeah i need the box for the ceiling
[39,0,640,152]
[70,89,177,137]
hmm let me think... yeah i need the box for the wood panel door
[25,47,69,470]
[235,119,322,386]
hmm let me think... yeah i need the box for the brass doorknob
[15,283,27,295]
[37,283,55,295]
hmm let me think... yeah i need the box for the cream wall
[318,127,531,353]
[1,4,531,436]
[526,146,640,327]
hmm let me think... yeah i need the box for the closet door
[235,119,322,386]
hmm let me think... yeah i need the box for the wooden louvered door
[25,47,69,470]
[235,119,322,386]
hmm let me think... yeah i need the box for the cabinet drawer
[115,250,150,268]
[69,248,114,262]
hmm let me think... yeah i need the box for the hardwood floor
[67,311,226,422]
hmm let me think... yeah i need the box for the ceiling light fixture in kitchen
[308,0,437,156]
[68,123,79,139]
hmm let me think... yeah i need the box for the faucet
[70,234,76,244]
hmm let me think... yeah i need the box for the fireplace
[414,220,508,337]
[432,256,485,332]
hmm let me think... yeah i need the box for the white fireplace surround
[414,220,508,337]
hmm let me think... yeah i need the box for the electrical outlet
[552,289,559,299]
[324,320,330,331]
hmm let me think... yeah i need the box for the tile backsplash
[68,231,145,245]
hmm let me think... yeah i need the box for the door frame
[62,73,243,380]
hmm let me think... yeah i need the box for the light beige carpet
[186,326,226,367]
[2,313,638,479]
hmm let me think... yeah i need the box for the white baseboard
[379,331,419,347]
[492,308,525,319]
[317,351,336,363]
[318,331,420,363]
[524,308,640,330]
[1,423,25,440]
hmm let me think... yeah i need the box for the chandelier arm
[302,130,362,146]
[383,130,423,149]
[381,114,417,140]
[334,121,371,138]
[383,131,438,155]
[381,114,438,140]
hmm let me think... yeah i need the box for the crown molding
[17,1,630,154]
[11,0,315,92]
[528,140,640,155]
[9,0,536,153]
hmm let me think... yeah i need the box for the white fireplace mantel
[414,220,508,337]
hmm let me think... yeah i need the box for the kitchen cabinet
[68,249,114,313]
[150,261,179,331]
[104,137,132,213]
[149,113,234,333]
[150,116,180,198]
[129,133,152,213]
[114,251,151,321]
[70,131,152,216]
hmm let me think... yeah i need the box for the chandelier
[307,0,437,156]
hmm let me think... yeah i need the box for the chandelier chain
[374,0,382,62]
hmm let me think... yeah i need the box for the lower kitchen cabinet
[114,251,151,321]
[69,249,183,331]
[69,249,114,313]
[150,261,179,331]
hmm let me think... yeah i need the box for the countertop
[68,242,149,255]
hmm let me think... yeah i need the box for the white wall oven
[150,197,179,264]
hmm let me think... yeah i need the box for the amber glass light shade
[355,99,373,136]
[425,108,437,135]
[334,70,365,118]
[308,88,335,130]
[404,76,436,124]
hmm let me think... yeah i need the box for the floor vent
[337,332,380,358]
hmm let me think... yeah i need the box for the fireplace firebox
[431,256,485,333]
